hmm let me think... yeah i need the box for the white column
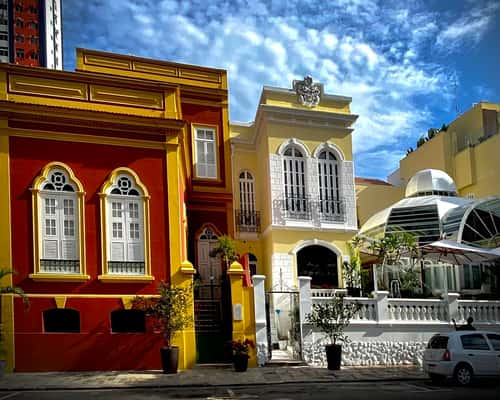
[299,276,312,322]
[444,292,460,323]
[374,290,389,322]
[252,275,268,366]
[299,276,313,361]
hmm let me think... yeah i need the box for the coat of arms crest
[292,76,323,107]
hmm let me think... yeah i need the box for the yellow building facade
[392,102,500,198]
[230,78,358,292]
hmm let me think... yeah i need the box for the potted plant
[227,338,255,372]
[133,281,192,374]
[306,295,360,370]
[0,268,29,376]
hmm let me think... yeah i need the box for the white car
[423,330,500,386]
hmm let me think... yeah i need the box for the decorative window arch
[30,162,88,281]
[99,168,152,281]
[238,170,257,230]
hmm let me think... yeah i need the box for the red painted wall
[9,136,169,290]
[9,136,170,371]
[14,298,163,371]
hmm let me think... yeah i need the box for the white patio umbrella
[419,240,500,265]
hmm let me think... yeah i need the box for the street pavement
[0,365,426,391]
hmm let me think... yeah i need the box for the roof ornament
[292,75,323,107]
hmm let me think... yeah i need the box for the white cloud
[436,3,499,52]
[62,0,471,178]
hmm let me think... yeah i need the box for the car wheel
[454,364,473,386]
[429,373,446,384]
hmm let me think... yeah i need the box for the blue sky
[62,0,500,180]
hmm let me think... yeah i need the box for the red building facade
[0,48,233,371]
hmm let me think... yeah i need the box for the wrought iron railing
[235,210,261,233]
[282,196,312,220]
[275,196,346,222]
[317,197,346,222]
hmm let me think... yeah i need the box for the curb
[0,376,428,392]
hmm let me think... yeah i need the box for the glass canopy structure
[359,169,500,298]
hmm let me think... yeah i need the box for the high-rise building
[0,0,62,69]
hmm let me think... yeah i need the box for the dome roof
[405,169,457,198]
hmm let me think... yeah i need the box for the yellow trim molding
[97,275,154,283]
[28,273,90,282]
[54,296,67,309]
[180,260,196,274]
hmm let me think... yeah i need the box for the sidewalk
[0,365,426,391]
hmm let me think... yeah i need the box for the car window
[486,334,500,351]
[427,335,448,349]
[460,334,490,350]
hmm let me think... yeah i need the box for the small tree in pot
[306,295,360,370]
[133,281,192,374]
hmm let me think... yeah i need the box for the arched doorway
[196,226,222,298]
[297,245,339,287]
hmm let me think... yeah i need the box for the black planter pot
[232,354,249,372]
[347,287,361,297]
[325,344,342,370]
[160,346,179,374]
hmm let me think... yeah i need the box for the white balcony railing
[307,290,500,325]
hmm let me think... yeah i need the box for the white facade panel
[44,0,62,69]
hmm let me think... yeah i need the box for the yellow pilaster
[228,261,257,367]
[166,136,196,369]
[0,120,15,372]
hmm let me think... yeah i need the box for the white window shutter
[41,195,59,259]
[108,198,144,263]
[126,200,143,262]
[60,197,78,259]
[109,200,126,262]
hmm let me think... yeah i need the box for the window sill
[29,273,91,282]
[97,275,155,283]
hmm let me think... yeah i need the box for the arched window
[317,150,341,220]
[248,253,257,277]
[238,171,257,231]
[30,162,87,280]
[283,146,307,217]
[99,168,152,280]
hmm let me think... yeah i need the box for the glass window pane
[461,334,489,350]
[486,334,500,351]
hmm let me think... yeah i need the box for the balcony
[317,197,346,222]
[281,196,312,220]
[273,196,346,223]
[236,210,261,233]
